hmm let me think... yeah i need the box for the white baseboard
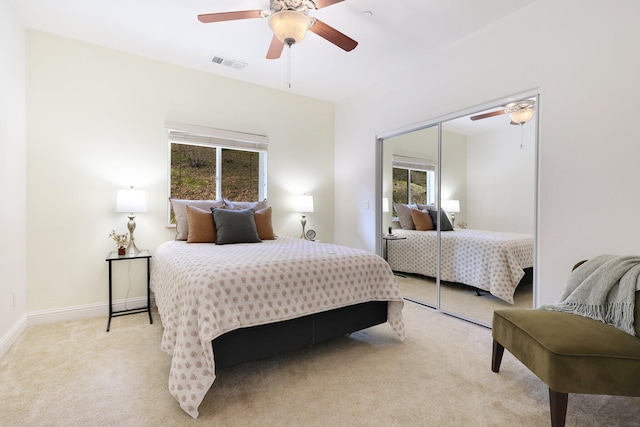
[27,296,156,326]
[0,297,156,358]
[0,315,27,359]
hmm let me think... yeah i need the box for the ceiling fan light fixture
[269,10,311,46]
[505,100,536,125]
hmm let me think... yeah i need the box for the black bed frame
[212,301,389,369]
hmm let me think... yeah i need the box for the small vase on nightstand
[117,246,126,255]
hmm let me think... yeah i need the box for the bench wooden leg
[491,339,505,373]
[549,388,568,427]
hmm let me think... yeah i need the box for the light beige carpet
[1,303,638,426]
[396,273,533,326]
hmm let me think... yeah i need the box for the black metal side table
[105,250,153,332]
[383,235,407,277]
[382,234,407,261]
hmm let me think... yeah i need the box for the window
[392,155,435,216]
[167,122,268,223]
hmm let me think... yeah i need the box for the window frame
[391,155,436,217]
[166,121,268,224]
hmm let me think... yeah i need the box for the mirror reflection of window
[391,155,436,217]
[392,167,409,210]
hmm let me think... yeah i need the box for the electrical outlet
[12,291,16,308]
[365,200,370,210]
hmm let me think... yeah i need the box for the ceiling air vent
[211,55,247,70]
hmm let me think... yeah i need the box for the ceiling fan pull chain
[287,44,292,90]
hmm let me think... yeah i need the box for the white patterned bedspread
[387,229,533,303]
[151,237,404,418]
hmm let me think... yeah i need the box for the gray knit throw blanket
[540,254,640,336]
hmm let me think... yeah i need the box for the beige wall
[0,0,27,352]
[25,31,335,313]
[466,124,536,234]
[334,0,640,304]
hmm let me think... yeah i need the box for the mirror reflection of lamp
[294,194,314,239]
[505,100,536,125]
[506,99,536,149]
[382,198,392,235]
[441,199,460,228]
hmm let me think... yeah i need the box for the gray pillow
[211,208,261,245]
[428,208,454,231]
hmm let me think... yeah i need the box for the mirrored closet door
[378,92,538,327]
[381,125,439,308]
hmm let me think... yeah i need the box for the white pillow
[222,198,268,211]
[394,202,417,230]
[170,198,224,240]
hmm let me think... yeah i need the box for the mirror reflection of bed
[395,273,533,326]
[380,94,537,327]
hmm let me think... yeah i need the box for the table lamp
[442,199,460,227]
[294,194,314,239]
[116,186,147,254]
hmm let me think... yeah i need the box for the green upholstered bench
[491,291,640,427]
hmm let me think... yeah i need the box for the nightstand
[105,250,153,332]
[382,234,406,261]
[383,235,407,277]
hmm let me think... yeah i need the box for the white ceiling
[11,0,536,103]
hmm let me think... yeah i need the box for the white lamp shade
[382,198,390,213]
[269,10,310,45]
[294,195,314,213]
[116,188,147,213]
[442,199,460,213]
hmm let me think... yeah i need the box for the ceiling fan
[470,100,536,125]
[198,0,358,60]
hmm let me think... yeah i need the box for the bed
[150,236,404,418]
[387,228,533,303]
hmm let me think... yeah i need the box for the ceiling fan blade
[198,10,263,23]
[470,110,506,121]
[266,36,285,59]
[312,0,345,9]
[309,19,358,52]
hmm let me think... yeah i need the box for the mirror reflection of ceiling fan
[198,0,357,60]
[470,99,536,125]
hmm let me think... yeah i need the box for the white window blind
[165,121,269,151]
[392,155,436,171]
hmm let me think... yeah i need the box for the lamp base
[126,214,141,255]
[300,214,308,240]
[125,239,141,255]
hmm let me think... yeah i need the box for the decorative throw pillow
[411,209,434,231]
[428,208,454,231]
[416,203,435,211]
[254,207,277,240]
[223,199,269,211]
[212,208,262,245]
[186,205,217,243]
[170,198,224,240]
[394,202,417,230]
